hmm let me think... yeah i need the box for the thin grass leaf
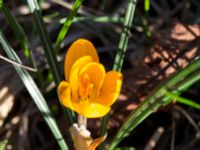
[0,140,7,150]
[77,15,122,23]
[0,30,68,150]
[165,91,200,110]
[100,0,137,149]
[27,0,61,85]
[55,0,84,53]
[108,57,200,149]
[59,16,124,24]
[144,0,150,12]
[26,0,74,125]
[0,3,30,58]
[0,0,3,8]
[113,0,137,71]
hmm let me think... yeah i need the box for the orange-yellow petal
[73,103,110,118]
[65,39,99,81]
[57,81,74,110]
[79,62,105,100]
[88,134,107,150]
[99,71,122,106]
[69,56,93,102]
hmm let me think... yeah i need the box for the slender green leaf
[100,1,137,149]
[0,30,68,150]
[0,140,7,150]
[26,0,74,125]
[0,0,3,9]
[165,91,200,110]
[0,3,30,58]
[55,0,84,53]
[109,57,200,149]
[59,16,124,24]
[113,0,137,71]
[144,0,150,12]
[27,0,61,85]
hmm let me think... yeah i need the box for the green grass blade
[0,140,7,150]
[0,0,3,8]
[100,1,137,149]
[26,0,74,125]
[113,0,137,71]
[0,30,68,150]
[55,0,84,53]
[27,0,61,85]
[144,0,150,12]
[108,57,200,149]
[59,16,124,24]
[165,91,200,110]
[0,3,30,58]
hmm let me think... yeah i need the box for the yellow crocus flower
[58,39,122,118]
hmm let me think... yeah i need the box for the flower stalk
[78,115,87,127]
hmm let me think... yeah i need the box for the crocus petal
[89,134,107,150]
[79,62,105,100]
[69,56,93,102]
[99,71,122,106]
[57,81,74,110]
[73,103,110,118]
[65,39,99,81]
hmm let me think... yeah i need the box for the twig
[0,54,37,72]
[174,105,199,132]
[50,0,88,15]
[171,106,176,150]
[144,127,165,150]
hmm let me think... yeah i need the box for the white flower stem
[78,115,87,128]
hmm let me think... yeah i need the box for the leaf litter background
[0,0,200,150]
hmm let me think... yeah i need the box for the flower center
[78,74,94,102]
